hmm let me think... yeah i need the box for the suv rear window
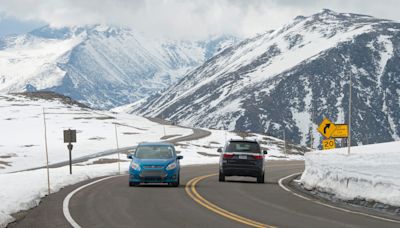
[226,141,261,153]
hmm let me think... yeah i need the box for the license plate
[239,155,247,159]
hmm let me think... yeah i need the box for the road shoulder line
[278,172,400,224]
[63,175,124,228]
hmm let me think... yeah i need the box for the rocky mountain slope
[0,25,237,109]
[132,9,400,147]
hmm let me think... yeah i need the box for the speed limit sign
[322,139,336,150]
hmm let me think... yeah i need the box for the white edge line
[278,172,400,224]
[63,175,126,228]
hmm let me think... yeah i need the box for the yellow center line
[185,173,277,228]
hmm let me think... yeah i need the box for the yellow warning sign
[318,118,337,139]
[322,139,336,150]
[332,124,348,138]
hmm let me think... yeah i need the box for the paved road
[146,117,212,143]
[9,161,400,228]
[168,128,211,144]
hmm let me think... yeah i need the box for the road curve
[9,160,400,228]
[167,128,211,144]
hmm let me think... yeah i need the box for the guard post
[63,129,77,174]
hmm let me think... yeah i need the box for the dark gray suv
[218,139,267,183]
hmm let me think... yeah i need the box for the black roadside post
[63,129,77,174]
[67,142,73,174]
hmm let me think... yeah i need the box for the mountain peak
[0,24,239,109]
[320,8,337,14]
[311,8,346,20]
[131,9,400,147]
[28,24,130,39]
[310,8,379,22]
[293,9,338,22]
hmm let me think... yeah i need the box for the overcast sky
[0,0,399,39]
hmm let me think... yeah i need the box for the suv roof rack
[228,138,258,142]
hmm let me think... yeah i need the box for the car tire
[219,171,225,182]
[257,172,265,183]
[129,182,139,187]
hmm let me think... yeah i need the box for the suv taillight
[223,153,235,159]
[253,155,263,160]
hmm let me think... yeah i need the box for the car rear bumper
[221,164,262,177]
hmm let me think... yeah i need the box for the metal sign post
[310,110,314,150]
[42,108,51,195]
[63,129,77,174]
[348,73,352,154]
[283,129,287,155]
[114,123,120,174]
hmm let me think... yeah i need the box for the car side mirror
[177,155,183,160]
[217,148,222,153]
[263,150,268,155]
[127,154,133,159]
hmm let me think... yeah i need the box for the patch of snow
[291,84,312,145]
[217,98,244,114]
[300,141,400,207]
[0,94,192,173]
[377,35,394,86]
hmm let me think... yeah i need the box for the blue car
[127,142,183,187]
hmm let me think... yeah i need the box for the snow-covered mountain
[132,9,400,147]
[0,25,237,109]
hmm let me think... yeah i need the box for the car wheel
[129,182,139,187]
[219,171,225,182]
[257,172,264,183]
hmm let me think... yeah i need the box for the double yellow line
[185,174,276,228]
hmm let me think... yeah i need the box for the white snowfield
[0,94,300,227]
[300,141,400,207]
[0,94,193,173]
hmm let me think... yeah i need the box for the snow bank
[300,141,400,207]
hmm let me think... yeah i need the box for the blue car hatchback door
[127,142,183,187]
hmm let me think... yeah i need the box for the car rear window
[226,141,261,153]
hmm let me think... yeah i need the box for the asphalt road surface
[9,160,400,228]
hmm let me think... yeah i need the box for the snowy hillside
[0,93,303,173]
[0,25,237,109]
[0,93,190,173]
[300,141,400,208]
[132,9,400,147]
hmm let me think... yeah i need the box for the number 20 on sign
[322,139,336,150]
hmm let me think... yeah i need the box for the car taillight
[223,153,235,159]
[253,155,263,160]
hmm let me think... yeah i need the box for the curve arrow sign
[324,124,331,134]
